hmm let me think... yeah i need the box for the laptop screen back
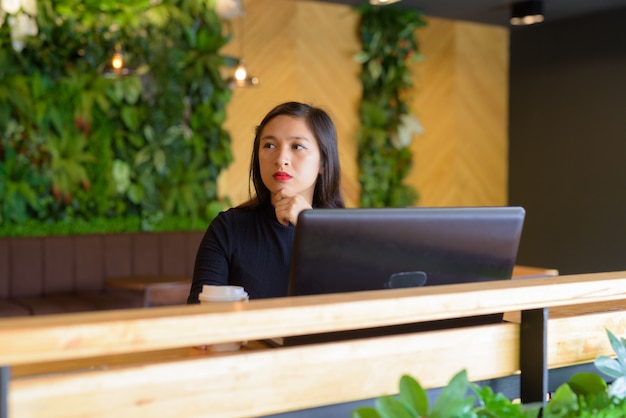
[288,206,525,296]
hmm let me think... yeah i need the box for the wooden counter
[4,270,626,418]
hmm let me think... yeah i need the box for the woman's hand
[273,191,312,226]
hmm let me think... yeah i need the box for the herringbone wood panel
[410,18,509,207]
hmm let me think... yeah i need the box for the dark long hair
[241,101,344,209]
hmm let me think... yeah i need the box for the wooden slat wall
[10,238,43,298]
[0,232,204,299]
[0,239,8,298]
[102,234,133,279]
[159,232,191,276]
[75,235,104,293]
[218,1,509,209]
[43,237,73,294]
[132,233,161,275]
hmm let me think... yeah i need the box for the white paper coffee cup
[198,285,249,351]
[198,285,248,303]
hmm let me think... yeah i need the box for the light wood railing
[2,271,626,418]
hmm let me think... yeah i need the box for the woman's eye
[262,142,276,149]
[293,143,306,150]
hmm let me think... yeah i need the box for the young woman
[187,101,345,302]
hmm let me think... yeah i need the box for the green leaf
[398,374,428,417]
[354,51,370,64]
[196,27,211,51]
[607,329,626,372]
[134,148,151,167]
[153,149,166,174]
[94,90,111,114]
[112,160,131,194]
[367,59,382,80]
[121,106,141,131]
[351,407,382,418]
[126,133,145,148]
[122,77,142,104]
[430,370,474,418]
[543,383,579,418]
[375,396,413,418]
[48,106,65,136]
[184,25,197,48]
[567,372,608,397]
[127,184,144,204]
[144,125,155,143]
[596,355,623,378]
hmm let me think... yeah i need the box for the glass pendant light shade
[228,59,259,88]
[103,43,133,77]
[225,0,258,88]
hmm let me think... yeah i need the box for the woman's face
[258,115,322,206]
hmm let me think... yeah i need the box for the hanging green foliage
[0,0,235,236]
[355,4,426,208]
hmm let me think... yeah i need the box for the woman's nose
[276,149,290,166]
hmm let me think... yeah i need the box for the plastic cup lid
[199,285,248,301]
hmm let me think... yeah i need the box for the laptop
[267,206,525,347]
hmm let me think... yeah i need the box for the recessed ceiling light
[510,0,544,26]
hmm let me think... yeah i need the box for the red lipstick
[273,172,292,181]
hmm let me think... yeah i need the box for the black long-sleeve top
[187,201,296,303]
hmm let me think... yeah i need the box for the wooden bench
[2,271,626,418]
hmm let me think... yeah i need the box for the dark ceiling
[309,0,626,27]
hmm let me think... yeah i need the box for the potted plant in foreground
[352,329,626,418]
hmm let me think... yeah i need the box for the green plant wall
[0,0,234,237]
[355,4,426,208]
